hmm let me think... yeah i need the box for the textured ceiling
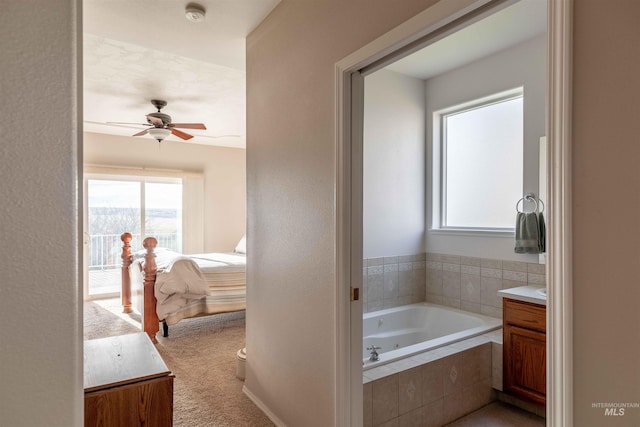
[82,0,545,148]
[83,0,281,148]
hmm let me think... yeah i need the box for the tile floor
[445,401,545,426]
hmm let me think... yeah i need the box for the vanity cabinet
[503,298,546,405]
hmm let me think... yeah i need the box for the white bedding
[148,249,246,323]
[187,252,246,273]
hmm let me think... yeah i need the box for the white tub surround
[498,285,547,306]
[363,303,501,370]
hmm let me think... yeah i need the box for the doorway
[335,0,573,425]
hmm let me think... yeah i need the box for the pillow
[234,235,246,254]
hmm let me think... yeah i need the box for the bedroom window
[433,88,523,232]
[85,175,183,297]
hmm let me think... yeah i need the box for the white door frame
[335,0,573,425]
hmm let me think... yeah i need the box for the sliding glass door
[84,174,182,299]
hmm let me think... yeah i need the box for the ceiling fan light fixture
[185,5,206,23]
[148,128,171,143]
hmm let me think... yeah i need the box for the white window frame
[431,87,524,235]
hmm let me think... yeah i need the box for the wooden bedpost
[120,232,133,314]
[142,237,160,343]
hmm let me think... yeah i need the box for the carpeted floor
[84,299,275,427]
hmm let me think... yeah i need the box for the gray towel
[515,212,541,254]
[538,211,546,253]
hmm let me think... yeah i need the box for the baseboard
[496,390,546,418]
[242,384,288,427]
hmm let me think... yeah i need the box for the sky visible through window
[88,178,182,237]
[88,179,181,209]
[87,178,183,282]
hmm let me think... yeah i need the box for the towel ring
[516,193,544,213]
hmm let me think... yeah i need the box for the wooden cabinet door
[85,375,173,427]
[504,324,546,405]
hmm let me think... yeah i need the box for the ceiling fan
[112,100,207,143]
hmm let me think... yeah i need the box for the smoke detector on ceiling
[185,4,206,23]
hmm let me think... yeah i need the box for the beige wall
[84,132,246,252]
[573,0,640,425]
[0,1,83,425]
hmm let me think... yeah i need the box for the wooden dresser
[84,332,174,426]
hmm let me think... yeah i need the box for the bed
[120,232,246,343]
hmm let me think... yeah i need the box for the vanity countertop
[498,285,546,306]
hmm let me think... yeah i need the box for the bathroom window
[433,88,523,232]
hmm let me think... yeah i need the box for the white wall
[363,69,426,258]
[84,132,246,252]
[425,35,546,262]
[0,1,83,426]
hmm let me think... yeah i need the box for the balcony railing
[88,233,180,270]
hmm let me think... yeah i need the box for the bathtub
[363,303,501,370]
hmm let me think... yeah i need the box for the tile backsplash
[425,253,546,319]
[363,254,426,313]
[363,252,546,318]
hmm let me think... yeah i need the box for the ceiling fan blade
[132,129,150,137]
[146,115,164,126]
[168,123,207,130]
[171,128,194,140]
[107,122,151,126]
